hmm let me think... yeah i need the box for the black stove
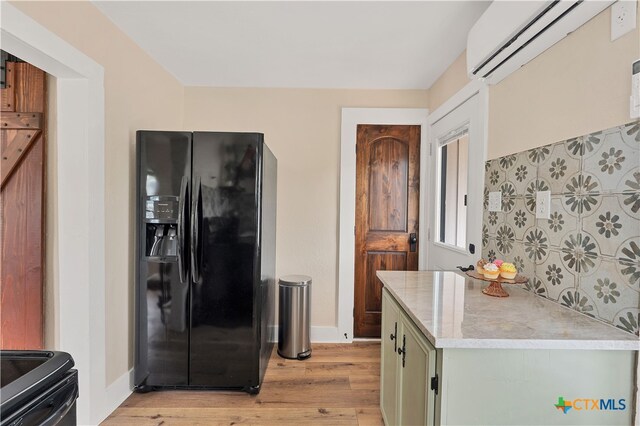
[1,351,78,426]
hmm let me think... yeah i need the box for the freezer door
[258,144,277,385]
[190,132,262,389]
[135,131,191,388]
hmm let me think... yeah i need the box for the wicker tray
[465,270,528,297]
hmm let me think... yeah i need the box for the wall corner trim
[1,4,107,425]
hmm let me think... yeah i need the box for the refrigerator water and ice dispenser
[144,195,179,259]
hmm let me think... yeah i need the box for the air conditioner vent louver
[467,0,613,84]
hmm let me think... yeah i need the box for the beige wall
[184,88,429,327]
[427,3,640,159]
[12,1,185,384]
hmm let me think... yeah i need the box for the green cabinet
[378,269,638,425]
[381,288,436,426]
[380,290,400,425]
[380,286,635,425]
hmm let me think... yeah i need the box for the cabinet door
[380,290,400,425]
[399,315,436,426]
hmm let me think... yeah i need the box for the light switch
[535,190,551,219]
[488,191,502,212]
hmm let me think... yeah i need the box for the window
[437,128,469,249]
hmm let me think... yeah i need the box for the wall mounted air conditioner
[467,0,614,84]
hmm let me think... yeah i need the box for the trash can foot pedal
[277,350,308,360]
[297,350,311,360]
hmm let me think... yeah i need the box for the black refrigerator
[134,131,276,394]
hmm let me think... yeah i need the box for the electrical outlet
[611,0,637,41]
[535,190,551,219]
[488,191,502,212]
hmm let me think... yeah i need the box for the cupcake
[493,259,504,268]
[476,258,488,275]
[500,263,517,280]
[483,263,500,280]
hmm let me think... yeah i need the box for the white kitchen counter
[377,270,639,350]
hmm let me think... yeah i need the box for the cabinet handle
[397,335,406,368]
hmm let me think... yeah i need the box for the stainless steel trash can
[278,275,312,360]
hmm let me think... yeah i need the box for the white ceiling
[93,1,490,90]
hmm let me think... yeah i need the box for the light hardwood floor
[103,342,383,425]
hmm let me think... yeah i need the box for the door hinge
[431,374,439,395]
[352,307,355,318]
[429,143,433,156]
[464,194,467,206]
[427,228,431,241]
[354,226,356,235]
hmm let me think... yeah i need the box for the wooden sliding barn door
[0,61,46,349]
[354,125,420,338]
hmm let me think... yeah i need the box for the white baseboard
[311,326,344,342]
[98,368,133,424]
[268,325,346,343]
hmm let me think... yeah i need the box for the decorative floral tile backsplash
[482,121,640,336]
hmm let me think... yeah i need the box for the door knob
[409,233,417,252]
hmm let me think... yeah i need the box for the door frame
[425,80,489,270]
[339,108,428,343]
[1,4,115,424]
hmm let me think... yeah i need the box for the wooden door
[354,124,419,337]
[0,60,46,349]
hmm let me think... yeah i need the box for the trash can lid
[279,275,312,286]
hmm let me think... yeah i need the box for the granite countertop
[377,270,640,350]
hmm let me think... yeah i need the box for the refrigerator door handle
[190,176,202,283]
[177,176,189,283]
